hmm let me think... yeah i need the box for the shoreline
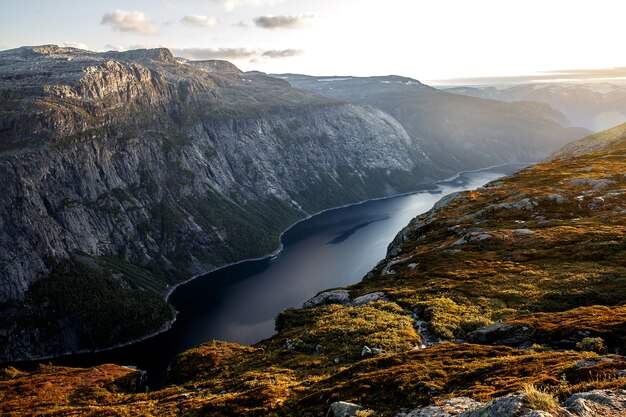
[6,162,530,365]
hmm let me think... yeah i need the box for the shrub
[522,384,559,412]
[576,337,606,353]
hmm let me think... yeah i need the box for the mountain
[446,83,626,132]
[0,45,436,361]
[551,122,626,159]
[2,117,625,416]
[277,74,589,173]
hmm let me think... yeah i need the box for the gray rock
[303,290,351,308]
[351,292,389,306]
[468,323,530,347]
[361,345,373,357]
[575,359,598,369]
[402,397,483,416]
[562,389,626,417]
[453,233,493,246]
[514,229,534,236]
[569,177,616,190]
[546,193,567,204]
[327,401,363,417]
[461,394,525,417]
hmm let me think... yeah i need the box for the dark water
[16,164,525,388]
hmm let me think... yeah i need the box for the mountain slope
[278,74,589,173]
[2,108,625,416]
[447,83,626,132]
[551,121,626,159]
[0,45,435,361]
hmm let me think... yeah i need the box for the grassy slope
[1,127,626,415]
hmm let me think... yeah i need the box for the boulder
[352,292,389,306]
[303,290,351,308]
[562,389,626,417]
[327,401,363,417]
[400,397,483,416]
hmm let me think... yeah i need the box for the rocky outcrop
[0,46,434,361]
[327,401,363,417]
[303,290,388,308]
[399,390,626,417]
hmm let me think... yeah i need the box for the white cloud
[104,44,125,52]
[103,44,157,52]
[162,0,176,9]
[172,47,258,60]
[171,47,304,61]
[211,0,284,12]
[253,14,314,29]
[101,10,160,35]
[262,49,303,58]
[62,42,89,50]
[181,15,218,28]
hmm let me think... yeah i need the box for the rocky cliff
[0,45,434,360]
[1,113,625,416]
[277,74,590,173]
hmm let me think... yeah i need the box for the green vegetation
[575,337,606,354]
[28,259,174,347]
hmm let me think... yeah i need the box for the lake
[22,164,525,388]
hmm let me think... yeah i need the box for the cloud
[162,0,176,9]
[262,49,303,58]
[211,0,284,11]
[171,47,304,61]
[253,14,314,29]
[103,44,157,52]
[101,10,160,35]
[181,15,218,28]
[172,47,258,61]
[62,42,89,50]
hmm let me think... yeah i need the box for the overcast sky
[1,0,625,84]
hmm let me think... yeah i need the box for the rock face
[562,389,626,417]
[277,74,590,173]
[327,401,363,417]
[0,45,435,361]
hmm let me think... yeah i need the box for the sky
[1,0,625,85]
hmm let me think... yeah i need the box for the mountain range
[446,82,626,132]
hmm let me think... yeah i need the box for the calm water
[19,164,525,388]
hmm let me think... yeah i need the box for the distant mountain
[0,45,435,360]
[446,83,626,132]
[278,74,589,173]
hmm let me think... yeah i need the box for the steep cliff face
[278,74,590,172]
[0,46,433,360]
